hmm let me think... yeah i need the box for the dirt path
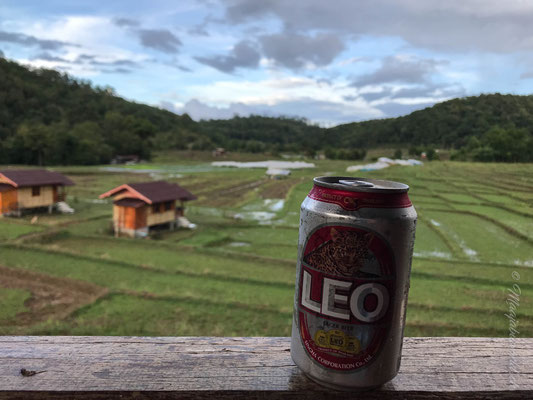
[259,177,305,199]
[200,179,268,207]
[0,265,108,327]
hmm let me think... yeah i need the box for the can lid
[338,179,375,188]
[313,176,409,193]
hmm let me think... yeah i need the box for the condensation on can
[290,176,417,390]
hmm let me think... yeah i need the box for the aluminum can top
[313,176,409,194]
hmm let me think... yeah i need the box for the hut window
[164,201,172,211]
[153,203,167,213]
[32,186,40,197]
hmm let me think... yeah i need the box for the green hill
[0,57,199,165]
[327,94,533,161]
[197,94,533,162]
[1,56,532,164]
[198,115,324,154]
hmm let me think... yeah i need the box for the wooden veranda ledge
[0,337,531,399]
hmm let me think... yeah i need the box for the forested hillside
[198,116,324,154]
[328,94,533,162]
[0,57,198,165]
[194,94,533,162]
[1,57,532,164]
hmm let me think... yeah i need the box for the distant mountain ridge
[328,93,533,149]
[198,94,533,161]
[1,57,532,164]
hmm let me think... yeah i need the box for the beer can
[290,176,417,390]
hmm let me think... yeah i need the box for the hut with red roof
[0,169,74,216]
[99,181,197,238]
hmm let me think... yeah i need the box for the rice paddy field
[1,152,532,338]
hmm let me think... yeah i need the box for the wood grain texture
[0,336,531,399]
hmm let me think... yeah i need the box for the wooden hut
[99,181,197,238]
[0,169,74,216]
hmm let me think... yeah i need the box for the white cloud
[3,1,533,125]
[3,16,154,76]
[399,0,533,17]
[160,72,386,125]
[163,96,384,126]
[181,75,353,108]
[222,0,533,53]
[264,76,316,88]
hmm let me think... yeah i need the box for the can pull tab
[338,179,374,188]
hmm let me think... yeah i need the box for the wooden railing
[0,336,531,399]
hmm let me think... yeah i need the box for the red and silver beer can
[290,176,417,390]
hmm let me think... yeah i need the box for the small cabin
[212,148,226,157]
[0,169,74,216]
[99,181,197,238]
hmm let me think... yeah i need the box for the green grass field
[1,154,532,337]
[0,288,31,320]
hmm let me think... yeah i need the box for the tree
[325,148,338,159]
[425,148,438,161]
[15,123,51,165]
[482,126,530,162]
[69,122,112,164]
[394,149,402,159]
[408,146,422,157]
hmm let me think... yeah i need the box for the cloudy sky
[2,0,533,126]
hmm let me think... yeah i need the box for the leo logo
[300,269,390,323]
[296,224,395,370]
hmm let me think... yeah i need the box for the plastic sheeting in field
[347,158,423,172]
[212,160,315,169]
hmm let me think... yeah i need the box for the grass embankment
[0,288,31,320]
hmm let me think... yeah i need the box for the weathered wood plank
[0,337,531,399]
